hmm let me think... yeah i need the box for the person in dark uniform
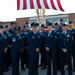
[20,25,29,70]
[11,27,24,75]
[39,24,46,70]
[9,22,15,34]
[58,24,72,75]
[45,22,57,75]
[58,19,64,32]
[3,25,12,71]
[54,22,60,71]
[0,26,8,75]
[68,21,75,72]
[27,22,40,75]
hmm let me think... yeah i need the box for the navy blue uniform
[20,31,29,69]
[3,31,12,70]
[9,28,14,35]
[40,31,46,68]
[0,33,8,75]
[58,31,72,75]
[45,30,57,75]
[27,31,40,75]
[11,33,24,75]
[68,28,75,70]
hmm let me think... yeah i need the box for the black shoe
[41,66,46,70]
[73,69,75,72]
[38,64,43,67]
[21,67,25,71]
[3,69,7,72]
[6,68,10,71]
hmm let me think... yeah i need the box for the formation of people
[0,18,75,75]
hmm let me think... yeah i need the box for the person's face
[0,29,4,33]
[23,27,28,32]
[41,27,44,31]
[25,24,29,29]
[69,23,73,28]
[60,21,64,25]
[55,25,59,29]
[14,30,19,34]
[31,26,37,32]
[11,24,15,29]
[48,26,53,31]
[62,26,67,31]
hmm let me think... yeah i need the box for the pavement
[4,66,75,75]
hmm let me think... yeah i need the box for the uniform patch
[50,35,53,37]
[66,34,70,37]
[12,38,16,42]
[32,37,34,38]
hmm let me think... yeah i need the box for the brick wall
[68,13,75,24]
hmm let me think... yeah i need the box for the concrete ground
[4,66,75,75]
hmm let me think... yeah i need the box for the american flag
[17,0,64,11]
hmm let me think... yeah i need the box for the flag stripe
[40,0,45,9]
[19,0,23,10]
[17,0,20,10]
[23,0,27,9]
[46,0,53,9]
[36,0,41,9]
[27,0,30,9]
[43,0,49,9]
[17,0,64,11]
[57,0,64,11]
[30,0,34,9]
[33,0,38,9]
[50,0,57,10]
[53,0,60,10]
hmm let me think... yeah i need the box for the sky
[0,0,75,22]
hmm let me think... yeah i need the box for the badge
[66,34,70,37]
[51,35,53,37]
[67,38,69,42]
[32,37,34,38]
[5,36,7,39]
[12,38,16,42]
[38,36,40,38]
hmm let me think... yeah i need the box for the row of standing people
[0,19,75,75]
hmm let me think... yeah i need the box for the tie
[48,32,51,37]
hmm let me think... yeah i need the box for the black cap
[23,25,26,28]
[62,24,67,26]
[31,22,39,27]
[48,22,53,26]
[4,25,8,28]
[25,22,29,24]
[41,24,44,27]
[69,21,73,24]
[60,19,63,21]
[14,27,19,31]
[0,25,3,29]
[54,23,59,26]
[11,22,14,25]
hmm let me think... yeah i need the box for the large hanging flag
[17,0,64,11]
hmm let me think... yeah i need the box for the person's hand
[21,48,24,52]
[46,47,49,51]
[4,48,7,53]
[25,47,28,50]
[62,48,67,53]
[36,48,40,52]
